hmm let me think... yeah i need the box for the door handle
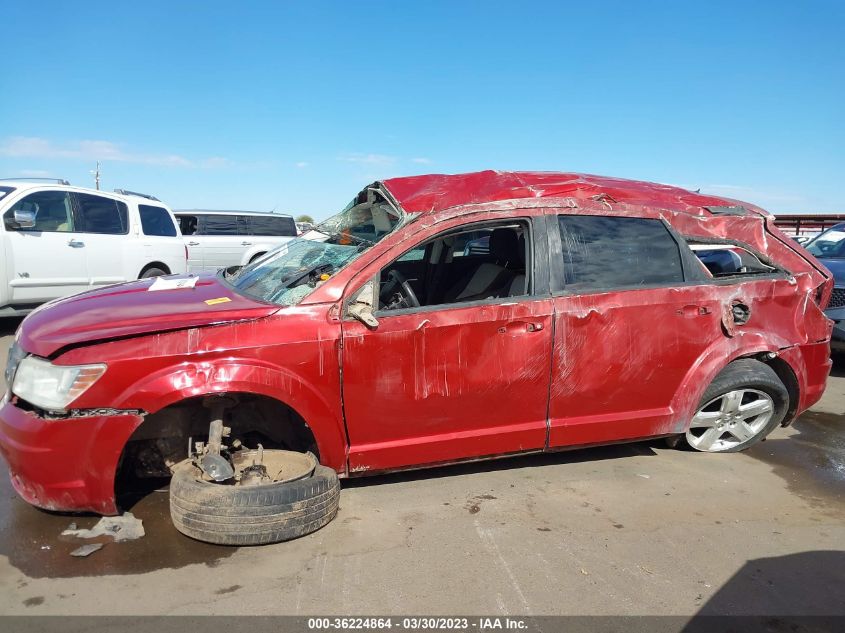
[241,241,252,246]
[187,241,200,246]
[67,239,85,248]
[498,321,545,334]
[677,305,711,318]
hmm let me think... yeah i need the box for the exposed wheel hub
[190,396,318,486]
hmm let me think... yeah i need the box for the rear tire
[683,359,789,453]
[140,266,168,279]
[169,458,340,546]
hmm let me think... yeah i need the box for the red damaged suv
[0,171,834,545]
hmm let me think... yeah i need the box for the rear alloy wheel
[684,359,789,453]
[687,389,775,451]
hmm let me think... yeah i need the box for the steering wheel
[383,270,420,308]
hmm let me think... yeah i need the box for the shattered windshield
[227,189,403,305]
[806,227,845,259]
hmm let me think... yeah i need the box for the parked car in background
[0,171,833,548]
[174,210,297,272]
[295,221,315,235]
[804,223,845,352]
[0,179,185,316]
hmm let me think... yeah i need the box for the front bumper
[0,396,144,514]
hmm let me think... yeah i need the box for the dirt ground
[0,317,842,616]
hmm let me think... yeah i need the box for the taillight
[815,278,833,309]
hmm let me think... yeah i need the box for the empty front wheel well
[114,393,319,503]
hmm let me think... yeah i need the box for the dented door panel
[548,275,832,447]
[342,298,554,473]
[548,286,724,446]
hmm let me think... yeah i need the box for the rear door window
[557,215,684,291]
[201,214,242,235]
[74,193,129,234]
[246,215,298,236]
[139,205,178,236]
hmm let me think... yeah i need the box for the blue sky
[1,1,842,219]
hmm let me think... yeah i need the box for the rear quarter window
[687,242,777,277]
[139,205,178,236]
[557,215,684,291]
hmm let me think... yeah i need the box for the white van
[174,210,297,272]
[0,179,186,315]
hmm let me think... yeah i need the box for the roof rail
[114,188,160,201]
[0,177,71,185]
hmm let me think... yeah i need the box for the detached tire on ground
[169,458,340,546]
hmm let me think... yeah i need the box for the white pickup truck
[174,209,298,272]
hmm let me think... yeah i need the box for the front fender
[111,358,347,471]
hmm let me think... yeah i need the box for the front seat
[444,228,523,302]
[508,234,527,296]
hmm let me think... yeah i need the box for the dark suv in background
[805,222,845,352]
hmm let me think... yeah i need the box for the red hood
[19,274,279,358]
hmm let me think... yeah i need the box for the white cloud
[295,161,309,168]
[0,136,229,169]
[411,157,432,165]
[338,152,397,166]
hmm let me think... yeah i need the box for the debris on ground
[70,543,103,557]
[61,512,145,542]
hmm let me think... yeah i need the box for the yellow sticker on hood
[205,297,232,305]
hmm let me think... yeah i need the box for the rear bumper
[779,341,832,419]
[0,397,144,515]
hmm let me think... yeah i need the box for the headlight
[11,356,106,413]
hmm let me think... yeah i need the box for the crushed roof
[380,170,768,217]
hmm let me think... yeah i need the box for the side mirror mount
[8,209,35,230]
[348,302,379,329]
[346,280,379,330]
